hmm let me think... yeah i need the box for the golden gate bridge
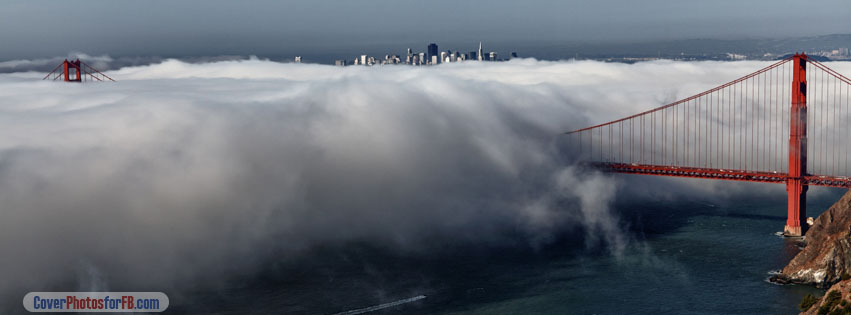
[565,54,851,236]
[43,59,114,82]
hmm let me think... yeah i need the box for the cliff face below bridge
[798,279,851,314]
[774,189,851,288]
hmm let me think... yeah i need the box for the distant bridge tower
[43,59,115,82]
[62,59,82,82]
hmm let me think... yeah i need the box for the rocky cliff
[799,279,851,314]
[776,189,851,288]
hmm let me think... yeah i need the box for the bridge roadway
[590,162,851,188]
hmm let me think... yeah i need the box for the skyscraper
[477,42,483,61]
[428,43,438,64]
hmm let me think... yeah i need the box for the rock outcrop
[777,189,851,288]
[799,279,851,314]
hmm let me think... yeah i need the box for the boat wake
[332,295,427,315]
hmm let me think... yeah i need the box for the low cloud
[2,57,846,308]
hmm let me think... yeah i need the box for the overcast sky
[1,0,849,60]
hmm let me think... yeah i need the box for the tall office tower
[469,51,477,60]
[431,55,438,65]
[418,53,426,65]
[489,52,497,61]
[407,48,413,58]
[478,42,483,61]
[360,55,368,65]
[335,60,347,66]
[440,51,447,63]
[428,43,438,64]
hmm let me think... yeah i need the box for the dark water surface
[172,189,846,314]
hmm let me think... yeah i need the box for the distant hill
[505,33,851,62]
[776,54,832,61]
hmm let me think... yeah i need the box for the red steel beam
[786,53,808,236]
[589,162,851,189]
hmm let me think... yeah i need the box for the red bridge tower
[43,59,115,82]
[62,59,82,82]
[786,54,808,236]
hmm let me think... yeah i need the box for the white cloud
[1,58,848,307]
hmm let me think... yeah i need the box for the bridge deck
[590,162,851,188]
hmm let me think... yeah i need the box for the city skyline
[283,37,850,66]
[332,41,518,66]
